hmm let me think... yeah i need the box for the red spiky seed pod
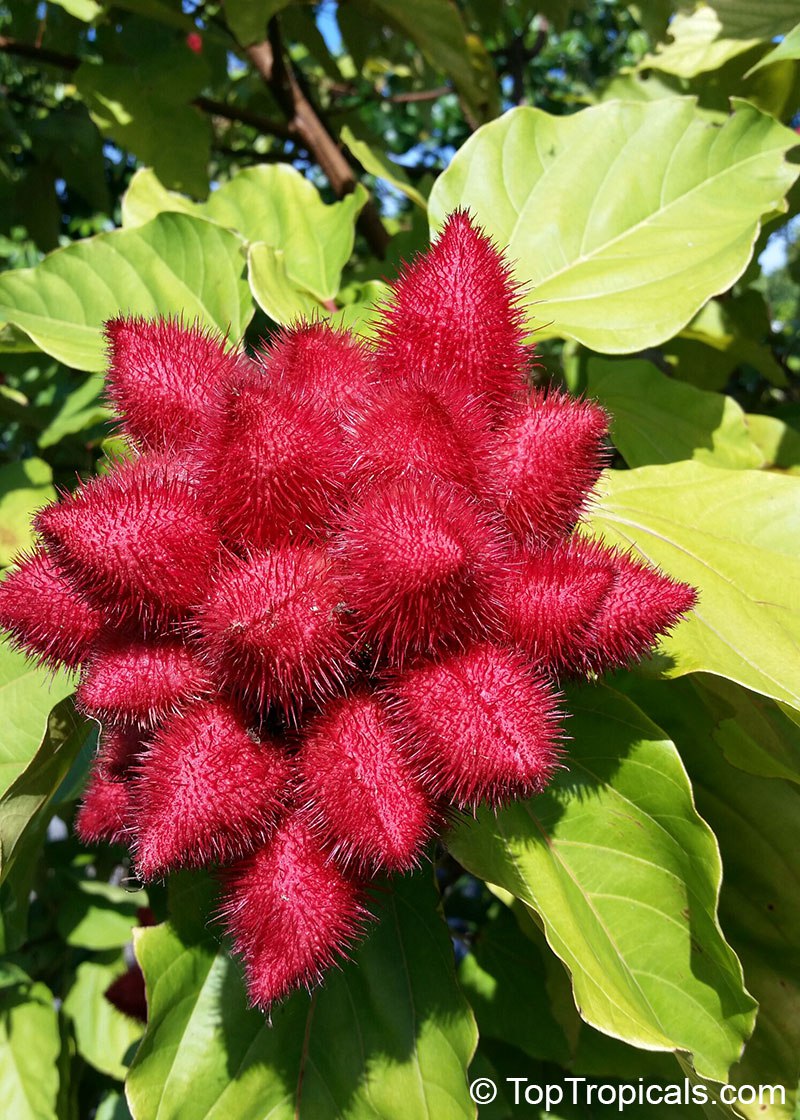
[375,210,530,411]
[197,545,352,717]
[340,476,507,663]
[96,725,148,781]
[196,365,348,547]
[35,455,219,623]
[77,635,212,726]
[221,814,368,1008]
[104,965,148,1023]
[104,316,251,451]
[0,212,701,1013]
[0,549,103,670]
[391,643,563,810]
[503,538,617,675]
[131,700,292,880]
[298,693,433,871]
[258,320,376,418]
[75,766,130,846]
[492,391,610,542]
[346,383,491,492]
[582,549,697,673]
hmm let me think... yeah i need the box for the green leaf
[429,99,800,353]
[640,5,769,78]
[0,978,61,1120]
[679,292,786,387]
[57,880,149,950]
[47,0,102,18]
[0,648,75,796]
[350,0,499,126]
[0,458,56,565]
[746,20,800,75]
[63,955,144,1081]
[122,166,366,318]
[586,358,764,469]
[224,0,292,46]
[0,699,89,883]
[75,45,211,197]
[625,676,800,1120]
[127,870,477,1120]
[745,412,800,474]
[340,126,428,210]
[0,213,253,371]
[459,903,572,1065]
[247,242,326,325]
[691,675,800,785]
[589,462,800,711]
[120,169,198,228]
[445,684,757,1083]
[96,1093,133,1120]
[37,375,110,449]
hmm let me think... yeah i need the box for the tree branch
[246,23,389,258]
[0,34,80,70]
[0,37,299,146]
[0,28,391,257]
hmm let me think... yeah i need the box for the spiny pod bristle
[77,634,213,726]
[297,692,434,871]
[582,549,698,673]
[196,545,353,717]
[339,476,508,664]
[130,700,292,880]
[221,814,369,1009]
[195,364,349,547]
[492,390,610,542]
[35,454,220,623]
[258,320,377,418]
[0,548,103,670]
[375,210,531,412]
[2,210,696,1012]
[390,643,564,810]
[104,315,251,451]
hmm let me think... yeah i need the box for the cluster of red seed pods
[0,212,696,1008]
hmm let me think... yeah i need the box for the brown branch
[0,37,300,145]
[388,85,452,104]
[193,95,295,141]
[1,28,391,257]
[246,24,389,258]
[0,34,80,70]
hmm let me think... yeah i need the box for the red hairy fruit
[78,635,211,726]
[298,693,433,871]
[583,550,698,673]
[340,476,507,663]
[0,549,102,669]
[259,321,376,418]
[493,391,610,541]
[35,455,219,622]
[0,210,699,1013]
[376,210,530,411]
[105,965,148,1023]
[75,766,130,846]
[105,316,249,451]
[96,725,148,781]
[197,364,348,546]
[131,700,291,880]
[198,545,351,716]
[503,538,617,675]
[391,643,563,809]
[346,383,490,491]
[222,815,368,1008]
